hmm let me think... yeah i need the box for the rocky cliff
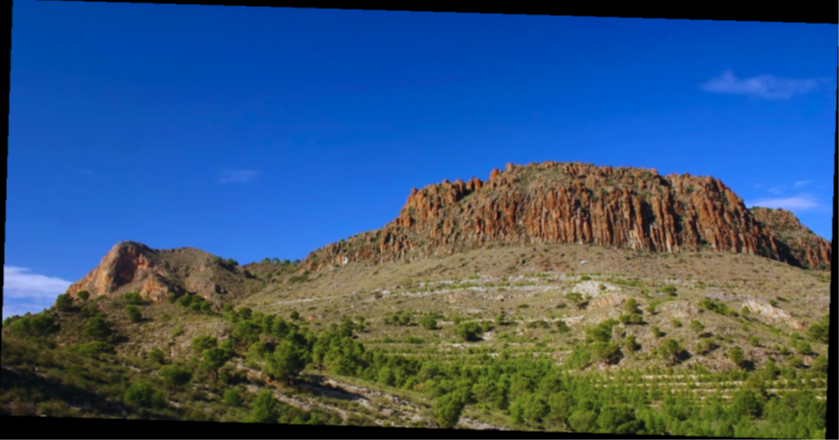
[299,162,831,273]
[749,207,832,271]
[66,241,258,304]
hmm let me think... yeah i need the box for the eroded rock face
[67,242,171,302]
[299,162,831,273]
[749,207,832,271]
[65,241,247,304]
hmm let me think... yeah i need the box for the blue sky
[5,2,836,319]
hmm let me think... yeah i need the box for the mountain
[299,161,831,273]
[65,241,263,305]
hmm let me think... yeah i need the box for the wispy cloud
[699,70,830,100]
[768,185,786,195]
[218,169,259,184]
[3,266,73,300]
[793,180,812,188]
[2,266,73,319]
[747,194,819,211]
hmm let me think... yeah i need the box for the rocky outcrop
[66,242,172,302]
[749,207,832,271]
[299,162,831,273]
[65,241,253,304]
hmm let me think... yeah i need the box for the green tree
[77,290,90,301]
[646,300,661,315]
[289,310,300,320]
[125,305,142,323]
[671,319,682,328]
[729,347,745,367]
[124,381,154,408]
[159,364,192,388]
[688,320,705,334]
[661,285,677,296]
[658,339,685,365]
[624,335,639,352]
[246,389,279,424]
[794,340,812,356]
[224,389,243,407]
[811,354,828,374]
[123,292,144,305]
[624,299,640,314]
[266,340,307,384]
[455,322,483,342]
[82,316,112,340]
[567,292,585,308]
[556,320,571,334]
[420,315,438,330]
[433,392,466,429]
[148,347,166,364]
[55,293,73,311]
[651,326,663,338]
[190,335,218,354]
[200,348,231,381]
[568,409,598,432]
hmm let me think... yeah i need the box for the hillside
[1,161,831,437]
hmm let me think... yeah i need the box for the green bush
[77,290,90,301]
[729,347,745,367]
[159,364,192,388]
[580,275,592,281]
[646,300,661,315]
[124,381,155,408]
[82,316,112,340]
[224,389,243,407]
[556,320,571,334]
[651,326,663,338]
[55,293,73,311]
[455,322,483,342]
[123,292,144,305]
[661,285,677,296]
[70,341,115,357]
[148,347,166,364]
[125,305,142,323]
[433,393,466,429]
[191,335,218,354]
[658,339,685,365]
[689,320,705,333]
[246,389,279,424]
[289,310,300,320]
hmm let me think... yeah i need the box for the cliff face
[300,162,831,273]
[66,241,256,303]
[749,207,832,271]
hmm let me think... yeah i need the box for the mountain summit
[300,161,831,273]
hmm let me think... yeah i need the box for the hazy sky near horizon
[6,2,836,319]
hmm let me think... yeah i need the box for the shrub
[55,293,73,311]
[646,300,661,315]
[580,275,592,281]
[769,299,778,308]
[148,347,166,364]
[123,292,144,305]
[224,389,243,407]
[191,335,218,354]
[788,356,804,369]
[125,305,142,323]
[246,389,279,424]
[688,320,705,334]
[556,320,571,334]
[518,304,530,309]
[624,299,640,314]
[794,341,812,356]
[811,354,828,374]
[71,341,115,357]
[77,290,90,301]
[658,339,685,365]
[433,393,466,429]
[660,285,677,296]
[695,338,714,356]
[651,326,663,338]
[82,316,112,340]
[124,381,154,408]
[455,322,483,342]
[671,319,682,328]
[159,364,192,388]
[289,310,300,320]
[749,335,760,347]
[624,335,639,352]
[729,347,745,367]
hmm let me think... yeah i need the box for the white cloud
[747,194,819,211]
[218,169,259,184]
[3,266,73,300]
[793,180,812,188]
[2,266,73,319]
[768,185,786,195]
[699,70,830,100]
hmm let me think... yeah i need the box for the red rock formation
[65,241,251,304]
[749,207,832,270]
[66,242,171,302]
[299,162,831,273]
